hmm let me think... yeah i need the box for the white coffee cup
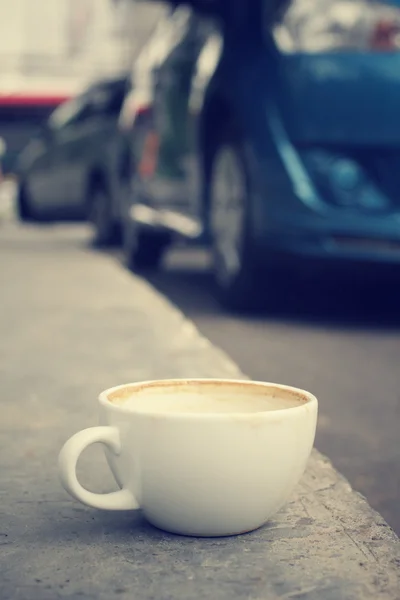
[58,379,318,537]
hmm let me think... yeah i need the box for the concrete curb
[0,225,399,600]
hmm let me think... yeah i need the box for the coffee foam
[108,381,306,415]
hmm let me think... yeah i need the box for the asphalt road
[145,245,400,535]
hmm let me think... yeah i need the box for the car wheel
[89,185,121,247]
[209,128,273,311]
[16,182,38,222]
[123,216,171,271]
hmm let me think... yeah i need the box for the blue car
[118,0,400,310]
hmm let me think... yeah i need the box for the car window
[271,0,400,52]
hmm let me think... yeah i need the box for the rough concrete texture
[0,224,399,600]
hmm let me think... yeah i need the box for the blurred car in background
[16,76,128,244]
[118,0,400,310]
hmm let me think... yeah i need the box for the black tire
[17,182,38,222]
[123,217,170,271]
[209,126,274,312]
[88,185,121,247]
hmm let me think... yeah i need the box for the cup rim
[98,378,318,419]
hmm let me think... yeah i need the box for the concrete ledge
[0,225,399,600]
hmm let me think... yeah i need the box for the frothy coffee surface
[109,383,305,414]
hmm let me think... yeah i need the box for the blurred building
[0,0,164,174]
[0,0,136,96]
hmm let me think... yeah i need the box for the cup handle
[58,426,139,510]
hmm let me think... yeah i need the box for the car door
[22,127,56,210]
[149,8,212,219]
[45,93,94,213]
[25,94,92,214]
[186,21,223,223]
[123,6,220,236]
[124,8,194,217]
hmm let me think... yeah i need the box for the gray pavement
[0,222,399,600]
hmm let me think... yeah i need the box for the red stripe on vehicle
[0,95,71,107]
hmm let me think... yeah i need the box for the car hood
[276,53,400,146]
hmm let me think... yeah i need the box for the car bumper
[256,211,400,270]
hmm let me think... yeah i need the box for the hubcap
[210,146,245,285]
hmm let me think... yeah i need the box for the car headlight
[302,149,389,210]
[329,158,362,196]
